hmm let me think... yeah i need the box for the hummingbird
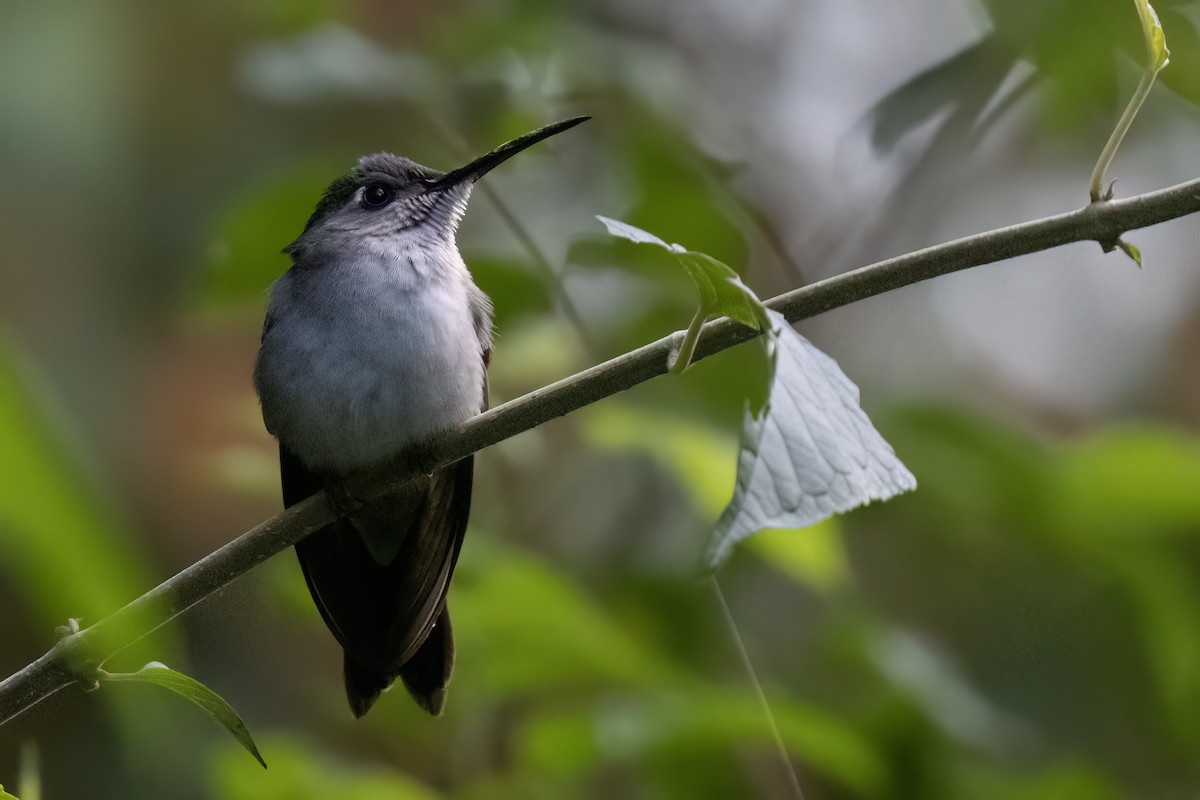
[253,117,589,717]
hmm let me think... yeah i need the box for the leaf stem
[1090,69,1158,202]
[669,308,706,373]
[1090,0,1169,201]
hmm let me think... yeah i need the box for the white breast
[255,243,486,473]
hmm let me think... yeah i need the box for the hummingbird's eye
[361,183,395,209]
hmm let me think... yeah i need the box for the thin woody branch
[2,177,1199,725]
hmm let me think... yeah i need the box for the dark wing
[283,330,491,717]
[283,446,474,715]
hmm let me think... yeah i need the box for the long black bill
[424,116,590,190]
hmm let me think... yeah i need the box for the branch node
[50,621,101,692]
[53,618,82,639]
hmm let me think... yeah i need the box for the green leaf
[706,310,917,570]
[1117,238,1143,268]
[594,217,914,569]
[595,216,770,372]
[594,215,676,249]
[1135,0,1170,72]
[101,662,266,769]
[0,784,19,800]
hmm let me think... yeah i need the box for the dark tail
[343,606,455,717]
[281,445,474,718]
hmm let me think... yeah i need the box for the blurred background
[2,0,1200,797]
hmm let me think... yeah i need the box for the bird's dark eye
[361,183,395,209]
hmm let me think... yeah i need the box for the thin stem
[669,308,706,373]
[709,576,805,799]
[1,177,1199,725]
[1090,69,1158,202]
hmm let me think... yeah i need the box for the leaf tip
[1118,239,1144,268]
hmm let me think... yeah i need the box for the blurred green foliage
[0,337,150,627]
[1,0,1199,798]
[870,0,1200,156]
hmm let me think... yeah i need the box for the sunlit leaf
[674,252,769,332]
[1118,238,1143,268]
[0,784,18,800]
[706,311,917,570]
[1135,0,1170,72]
[101,662,266,769]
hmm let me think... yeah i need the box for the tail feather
[398,606,454,715]
[281,446,473,717]
[343,654,392,719]
[343,606,455,717]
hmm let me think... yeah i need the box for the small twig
[709,576,805,799]
[1,176,1199,725]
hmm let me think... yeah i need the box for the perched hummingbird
[254,117,589,717]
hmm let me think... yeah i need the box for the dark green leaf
[101,662,266,769]
[595,216,769,372]
[595,216,768,328]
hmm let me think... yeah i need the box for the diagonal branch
[2,177,1199,725]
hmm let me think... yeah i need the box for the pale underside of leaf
[706,311,917,570]
[595,216,915,567]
